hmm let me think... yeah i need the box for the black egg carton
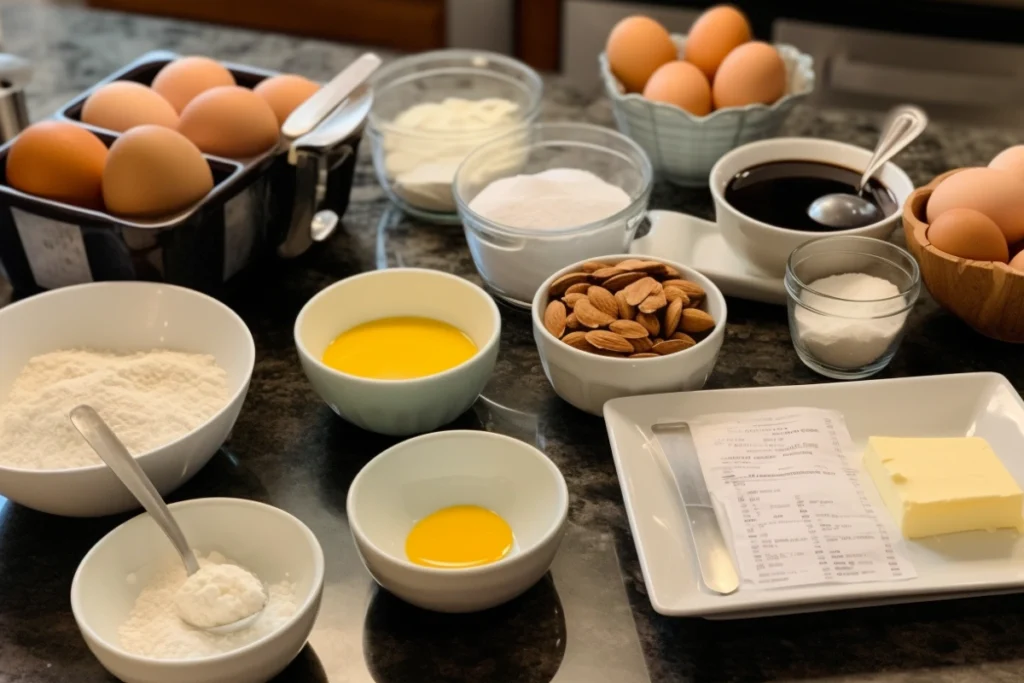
[0,50,362,296]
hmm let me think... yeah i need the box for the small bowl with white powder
[785,236,921,380]
[71,497,325,683]
[454,123,654,307]
[368,49,543,223]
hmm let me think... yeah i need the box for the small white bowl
[0,282,254,517]
[600,35,815,187]
[71,498,325,683]
[347,430,568,613]
[710,137,914,276]
[532,255,726,416]
[294,268,500,436]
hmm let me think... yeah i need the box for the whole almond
[585,330,634,353]
[630,337,654,353]
[615,258,647,271]
[550,272,590,296]
[663,297,683,337]
[591,266,626,280]
[670,332,697,347]
[563,292,585,309]
[575,298,616,328]
[565,282,591,296]
[639,292,667,314]
[562,330,592,350]
[587,286,619,318]
[653,339,692,355]
[629,353,659,358]
[544,300,566,338]
[636,312,660,336]
[662,264,681,278]
[580,261,604,273]
[614,289,636,319]
[663,279,704,300]
[680,308,715,333]
[566,312,581,330]
[663,286,691,306]
[635,260,672,277]
[609,319,650,339]
[601,271,645,291]
[624,277,659,306]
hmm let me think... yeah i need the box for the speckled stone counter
[3,4,1024,682]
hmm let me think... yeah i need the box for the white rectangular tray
[604,373,1024,618]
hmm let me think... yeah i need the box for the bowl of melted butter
[294,268,500,436]
[347,430,569,612]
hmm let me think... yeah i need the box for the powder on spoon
[175,562,267,629]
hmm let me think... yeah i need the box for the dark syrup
[723,160,898,232]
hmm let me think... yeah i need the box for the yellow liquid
[406,505,514,569]
[321,316,477,380]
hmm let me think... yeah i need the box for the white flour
[175,562,266,629]
[0,349,228,470]
[119,552,299,660]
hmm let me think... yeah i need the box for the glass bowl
[785,236,920,380]
[367,50,543,224]
[453,122,653,308]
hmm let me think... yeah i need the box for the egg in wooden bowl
[903,168,1024,343]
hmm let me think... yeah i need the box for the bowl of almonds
[531,254,726,415]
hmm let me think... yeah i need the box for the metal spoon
[69,405,266,634]
[807,105,928,229]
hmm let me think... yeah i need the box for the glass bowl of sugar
[453,122,654,307]
[785,235,921,380]
[367,50,543,224]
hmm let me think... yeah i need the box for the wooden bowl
[903,168,1024,342]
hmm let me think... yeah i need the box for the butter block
[863,436,1024,539]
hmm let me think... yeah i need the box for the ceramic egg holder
[0,50,362,296]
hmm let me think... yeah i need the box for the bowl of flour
[0,282,255,516]
[72,497,324,683]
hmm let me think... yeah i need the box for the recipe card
[684,408,916,589]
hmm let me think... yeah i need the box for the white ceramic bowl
[71,498,325,683]
[532,255,727,416]
[600,35,815,187]
[710,137,915,276]
[294,268,500,436]
[0,282,254,517]
[347,430,568,613]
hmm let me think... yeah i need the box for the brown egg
[684,5,752,80]
[6,121,107,209]
[1009,250,1024,273]
[151,56,236,113]
[642,61,712,116]
[606,16,678,93]
[989,145,1024,183]
[712,42,786,110]
[81,81,179,132]
[178,86,280,158]
[927,167,1024,243]
[102,125,213,218]
[254,74,320,126]
[927,208,1008,262]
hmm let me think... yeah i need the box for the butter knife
[652,422,739,595]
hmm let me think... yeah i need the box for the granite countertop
[4,4,1024,683]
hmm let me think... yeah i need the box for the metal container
[0,51,366,296]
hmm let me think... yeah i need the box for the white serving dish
[631,210,787,305]
[709,137,914,276]
[531,254,726,416]
[600,36,814,187]
[294,268,500,436]
[0,282,255,517]
[347,430,569,612]
[71,498,325,683]
[604,372,1024,619]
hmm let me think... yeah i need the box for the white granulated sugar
[0,349,228,470]
[175,562,267,629]
[468,168,632,230]
[119,552,299,660]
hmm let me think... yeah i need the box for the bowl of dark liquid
[709,138,913,276]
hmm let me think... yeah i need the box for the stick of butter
[863,436,1024,539]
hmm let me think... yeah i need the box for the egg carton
[0,50,363,296]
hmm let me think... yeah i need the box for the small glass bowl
[367,50,543,224]
[785,236,920,380]
[453,122,653,308]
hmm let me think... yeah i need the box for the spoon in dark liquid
[807,105,928,229]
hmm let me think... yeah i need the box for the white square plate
[604,373,1024,618]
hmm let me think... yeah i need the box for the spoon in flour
[69,405,267,634]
